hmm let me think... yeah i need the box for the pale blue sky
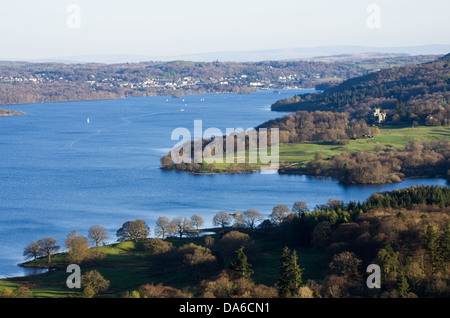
[1,0,449,60]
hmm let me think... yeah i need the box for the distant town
[0,54,437,106]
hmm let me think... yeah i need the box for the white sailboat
[87,118,90,124]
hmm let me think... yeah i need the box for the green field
[0,233,329,298]
[279,125,450,166]
[194,125,450,172]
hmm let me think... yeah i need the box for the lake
[0,89,447,278]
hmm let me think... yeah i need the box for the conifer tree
[277,246,304,298]
[421,225,444,273]
[229,246,253,281]
[440,221,450,263]
[397,270,410,298]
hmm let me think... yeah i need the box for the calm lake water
[0,89,447,278]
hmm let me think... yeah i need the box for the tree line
[280,139,450,184]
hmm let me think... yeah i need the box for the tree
[213,211,232,228]
[292,201,308,215]
[219,231,253,261]
[440,221,450,263]
[88,225,109,247]
[0,287,32,298]
[396,271,410,298]
[154,216,174,239]
[170,217,193,238]
[230,246,254,281]
[242,209,263,230]
[277,246,303,298]
[270,205,291,225]
[311,221,332,248]
[116,219,149,242]
[65,230,91,264]
[231,212,245,228]
[81,270,110,298]
[376,245,400,281]
[37,238,60,265]
[421,224,444,273]
[191,214,205,235]
[23,241,42,261]
[181,244,216,265]
[328,251,362,281]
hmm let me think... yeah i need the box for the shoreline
[163,165,448,185]
[0,87,311,108]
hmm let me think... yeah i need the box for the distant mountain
[271,53,450,126]
[27,44,450,64]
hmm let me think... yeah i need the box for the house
[373,108,386,123]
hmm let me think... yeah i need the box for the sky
[1,0,450,61]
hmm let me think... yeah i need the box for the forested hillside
[272,53,450,126]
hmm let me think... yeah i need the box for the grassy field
[1,233,330,298]
[279,125,450,165]
[195,125,450,172]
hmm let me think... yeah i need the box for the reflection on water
[1,267,49,279]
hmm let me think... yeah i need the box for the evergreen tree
[277,246,304,298]
[421,224,444,273]
[439,221,450,263]
[396,270,410,298]
[229,246,253,281]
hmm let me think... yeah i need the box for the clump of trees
[23,238,60,265]
[258,111,379,144]
[23,225,110,266]
[65,230,105,265]
[281,140,450,185]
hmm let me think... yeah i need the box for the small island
[0,108,24,117]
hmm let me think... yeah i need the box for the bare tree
[242,209,264,229]
[191,214,205,235]
[213,211,232,228]
[154,216,174,239]
[269,205,291,225]
[170,217,193,238]
[292,201,308,215]
[38,238,60,265]
[88,225,109,247]
[23,241,42,261]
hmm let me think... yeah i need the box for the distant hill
[0,54,438,107]
[272,53,450,126]
[26,44,450,64]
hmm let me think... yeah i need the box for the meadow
[0,232,329,298]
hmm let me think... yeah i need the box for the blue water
[0,89,447,278]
